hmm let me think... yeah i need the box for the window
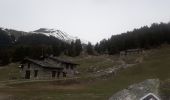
[34,70,38,77]
[66,64,69,69]
[52,71,56,78]
[21,64,24,70]
[28,63,30,68]
[57,71,60,78]
[70,65,74,70]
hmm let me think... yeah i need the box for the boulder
[109,79,160,100]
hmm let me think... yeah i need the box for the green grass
[0,63,20,81]
[61,55,122,77]
[0,45,170,100]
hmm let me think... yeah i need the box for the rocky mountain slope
[0,27,81,43]
[32,28,78,43]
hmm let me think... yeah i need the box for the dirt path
[0,94,11,100]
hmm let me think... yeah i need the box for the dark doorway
[70,65,74,70]
[52,71,56,78]
[34,70,38,77]
[66,64,69,69]
[57,71,60,78]
[25,70,30,79]
[63,72,66,77]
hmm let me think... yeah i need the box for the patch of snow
[0,27,6,32]
[31,28,88,44]
[31,28,78,43]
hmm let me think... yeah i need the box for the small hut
[120,49,143,57]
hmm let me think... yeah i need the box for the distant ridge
[0,27,88,44]
[32,28,78,43]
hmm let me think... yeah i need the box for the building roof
[49,56,79,65]
[126,49,142,52]
[120,49,143,53]
[22,58,63,69]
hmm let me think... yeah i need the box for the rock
[160,79,170,100]
[109,79,160,100]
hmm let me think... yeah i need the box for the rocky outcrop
[109,79,160,100]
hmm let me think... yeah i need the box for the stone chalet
[19,56,79,79]
[120,49,143,56]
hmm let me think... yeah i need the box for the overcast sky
[0,0,170,43]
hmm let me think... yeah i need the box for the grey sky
[0,0,170,43]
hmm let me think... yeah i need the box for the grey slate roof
[49,56,79,65]
[22,58,63,69]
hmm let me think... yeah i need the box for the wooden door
[25,70,30,79]
[52,71,56,78]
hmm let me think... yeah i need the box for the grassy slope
[0,45,170,100]
[0,63,20,81]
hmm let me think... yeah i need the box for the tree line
[95,22,170,54]
[1,22,170,65]
[0,30,88,65]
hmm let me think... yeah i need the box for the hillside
[0,27,84,64]
[32,28,78,43]
[95,22,170,54]
[1,22,170,65]
[0,45,169,100]
[0,27,78,42]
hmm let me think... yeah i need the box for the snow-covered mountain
[0,27,88,44]
[32,28,78,43]
[0,27,28,40]
[0,27,6,31]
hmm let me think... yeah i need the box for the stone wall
[21,63,61,79]
[20,62,76,80]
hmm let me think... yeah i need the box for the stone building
[19,57,79,79]
[120,49,143,57]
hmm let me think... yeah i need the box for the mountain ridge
[31,28,78,43]
[0,27,87,43]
